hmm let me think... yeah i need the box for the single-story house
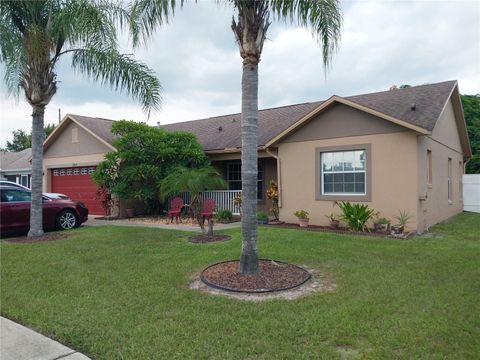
[41,80,471,232]
[0,148,32,188]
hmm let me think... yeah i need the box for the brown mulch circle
[188,234,232,243]
[201,259,311,293]
[2,233,71,243]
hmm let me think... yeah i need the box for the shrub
[336,201,375,231]
[257,211,269,221]
[294,210,309,219]
[395,210,411,228]
[216,209,233,223]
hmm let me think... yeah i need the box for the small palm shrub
[337,201,375,231]
[216,209,233,223]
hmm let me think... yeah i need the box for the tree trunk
[27,105,45,237]
[239,61,259,274]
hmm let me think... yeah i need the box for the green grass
[1,213,479,359]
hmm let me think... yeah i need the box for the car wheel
[56,209,79,230]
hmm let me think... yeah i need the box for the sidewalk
[0,317,91,360]
[85,215,242,232]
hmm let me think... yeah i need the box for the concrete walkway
[85,216,241,232]
[0,317,91,360]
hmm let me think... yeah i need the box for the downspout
[463,157,471,174]
[265,147,282,208]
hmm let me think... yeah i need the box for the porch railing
[178,190,242,215]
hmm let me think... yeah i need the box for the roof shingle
[67,80,457,151]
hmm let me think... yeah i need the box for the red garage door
[51,166,104,215]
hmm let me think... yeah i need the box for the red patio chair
[201,198,216,224]
[168,197,184,224]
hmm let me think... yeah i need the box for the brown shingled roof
[0,148,32,171]
[164,80,457,150]
[346,80,456,132]
[63,80,458,152]
[162,101,323,151]
[68,114,117,145]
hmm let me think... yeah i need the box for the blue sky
[1,0,479,146]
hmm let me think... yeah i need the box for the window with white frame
[73,168,80,175]
[321,150,366,195]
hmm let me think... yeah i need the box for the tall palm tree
[0,0,161,237]
[132,0,342,273]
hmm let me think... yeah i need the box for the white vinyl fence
[177,190,242,215]
[463,174,480,213]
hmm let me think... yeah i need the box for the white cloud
[1,0,479,147]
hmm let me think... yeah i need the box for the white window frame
[321,150,367,196]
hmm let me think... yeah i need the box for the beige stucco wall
[282,103,408,143]
[44,121,112,158]
[278,132,420,231]
[416,99,464,232]
[42,121,111,192]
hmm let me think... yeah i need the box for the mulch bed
[201,259,311,293]
[188,234,232,243]
[2,233,71,243]
[266,222,413,239]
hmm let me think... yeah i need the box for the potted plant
[125,208,135,218]
[391,210,410,235]
[257,211,269,224]
[374,217,390,233]
[325,212,340,229]
[294,210,309,228]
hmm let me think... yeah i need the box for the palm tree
[160,166,227,234]
[131,0,342,273]
[0,0,161,237]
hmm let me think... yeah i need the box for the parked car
[0,186,88,235]
[0,180,70,199]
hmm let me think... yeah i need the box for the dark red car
[0,186,88,235]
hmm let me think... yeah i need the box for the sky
[1,0,479,147]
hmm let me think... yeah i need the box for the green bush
[337,201,375,231]
[216,209,233,223]
[257,211,269,222]
[293,210,309,219]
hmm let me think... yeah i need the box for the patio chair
[168,197,184,224]
[201,198,216,224]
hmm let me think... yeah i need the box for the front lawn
[1,213,479,359]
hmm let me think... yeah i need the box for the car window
[0,189,31,202]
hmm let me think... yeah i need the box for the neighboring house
[41,80,471,232]
[0,148,32,188]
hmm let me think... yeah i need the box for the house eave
[264,96,430,147]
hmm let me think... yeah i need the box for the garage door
[51,166,104,215]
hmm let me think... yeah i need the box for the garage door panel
[51,166,104,215]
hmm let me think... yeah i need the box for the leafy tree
[4,124,56,151]
[0,0,161,237]
[461,95,480,174]
[132,0,342,273]
[92,120,209,212]
[160,166,227,234]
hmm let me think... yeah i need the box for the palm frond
[49,0,119,52]
[129,0,182,46]
[267,0,342,69]
[0,6,25,95]
[160,166,226,201]
[71,47,161,114]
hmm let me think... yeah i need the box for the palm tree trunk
[239,61,259,274]
[27,105,45,237]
